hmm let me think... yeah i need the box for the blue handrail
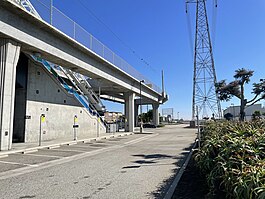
[32,56,106,126]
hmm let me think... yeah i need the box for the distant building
[162,108,174,119]
[104,112,123,123]
[159,115,173,123]
[223,104,265,121]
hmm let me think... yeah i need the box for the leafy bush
[195,121,265,199]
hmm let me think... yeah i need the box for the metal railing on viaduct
[13,0,162,94]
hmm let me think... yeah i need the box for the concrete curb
[21,149,38,154]
[163,139,198,199]
[47,145,60,149]
[0,132,134,156]
[66,142,77,146]
[0,155,8,159]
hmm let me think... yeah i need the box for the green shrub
[195,121,265,199]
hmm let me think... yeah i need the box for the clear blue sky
[33,0,265,119]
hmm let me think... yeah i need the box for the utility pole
[139,80,145,133]
[186,0,222,120]
[162,69,165,95]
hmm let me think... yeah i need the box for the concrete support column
[124,92,135,132]
[134,103,139,127]
[0,39,21,151]
[152,103,159,126]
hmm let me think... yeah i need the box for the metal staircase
[59,68,106,114]
[31,56,107,127]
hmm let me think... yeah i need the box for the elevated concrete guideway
[0,0,165,103]
[0,0,168,151]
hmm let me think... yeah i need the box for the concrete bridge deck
[0,0,166,103]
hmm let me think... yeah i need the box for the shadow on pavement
[149,143,194,199]
[129,143,194,199]
[132,154,173,159]
[122,154,172,169]
[121,143,194,198]
[122,165,141,169]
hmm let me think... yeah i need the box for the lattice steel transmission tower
[186,0,221,119]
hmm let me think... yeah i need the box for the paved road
[0,125,196,199]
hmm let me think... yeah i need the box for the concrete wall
[24,58,105,143]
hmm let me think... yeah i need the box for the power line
[76,0,158,73]
[186,4,194,60]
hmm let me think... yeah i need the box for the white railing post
[103,45,105,58]
[90,34,92,49]
[50,0,53,25]
[73,22,76,39]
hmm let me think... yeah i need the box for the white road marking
[124,133,158,145]
[48,148,86,153]
[23,153,62,159]
[0,160,36,167]
[65,144,111,148]
[0,133,159,180]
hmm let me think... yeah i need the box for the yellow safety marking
[41,116,45,123]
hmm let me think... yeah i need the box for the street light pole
[140,80,145,133]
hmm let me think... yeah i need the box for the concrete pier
[124,92,135,132]
[0,39,20,151]
[152,103,159,126]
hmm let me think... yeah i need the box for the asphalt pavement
[0,125,196,199]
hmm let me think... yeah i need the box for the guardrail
[13,0,162,94]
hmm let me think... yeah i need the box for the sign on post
[73,115,78,140]
[41,114,45,122]
[39,114,46,146]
